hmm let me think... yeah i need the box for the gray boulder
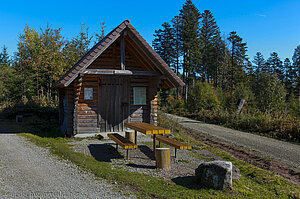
[195,160,232,189]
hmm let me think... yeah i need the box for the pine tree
[0,46,13,103]
[171,16,182,76]
[227,31,248,93]
[199,10,224,84]
[292,45,300,98]
[179,0,201,100]
[153,22,175,68]
[266,52,284,81]
[283,58,296,96]
[253,52,266,74]
[0,46,10,67]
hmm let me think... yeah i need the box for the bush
[0,102,58,120]
[187,81,220,113]
[193,109,300,142]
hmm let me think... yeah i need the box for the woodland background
[0,0,299,141]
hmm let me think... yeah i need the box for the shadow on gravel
[138,145,155,160]
[171,176,202,190]
[126,163,156,169]
[88,143,123,162]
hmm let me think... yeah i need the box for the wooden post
[153,134,157,152]
[155,148,171,170]
[125,131,135,143]
[121,37,125,70]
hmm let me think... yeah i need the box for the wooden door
[98,76,130,132]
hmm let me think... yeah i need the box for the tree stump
[125,131,135,143]
[155,148,171,170]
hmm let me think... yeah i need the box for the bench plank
[155,135,192,150]
[108,133,137,149]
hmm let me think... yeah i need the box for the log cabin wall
[77,76,99,134]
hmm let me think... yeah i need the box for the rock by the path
[195,160,232,189]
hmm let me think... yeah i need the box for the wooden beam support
[83,69,161,76]
[121,37,125,70]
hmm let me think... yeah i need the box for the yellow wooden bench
[155,135,192,158]
[107,133,137,160]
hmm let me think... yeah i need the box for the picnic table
[124,122,171,153]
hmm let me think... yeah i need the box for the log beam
[83,69,162,76]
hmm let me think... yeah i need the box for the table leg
[134,130,137,145]
[153,134,156,153]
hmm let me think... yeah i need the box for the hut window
[133,87,146,105]
[84,88,93,100]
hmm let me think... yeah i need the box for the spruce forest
[0,0,299,141]
[153,1,299,141]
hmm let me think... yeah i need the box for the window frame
[133,87,147,105]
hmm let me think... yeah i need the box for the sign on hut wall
[84,88,93,100]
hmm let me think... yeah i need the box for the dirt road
[164,113,300,170]
[0,133,130,199]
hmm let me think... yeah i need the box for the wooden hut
[53,20,184,136]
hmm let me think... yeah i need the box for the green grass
[3,114,298,198]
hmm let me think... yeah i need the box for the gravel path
[0,133,131,199]
[164,113,300,170]
[71,134,204,180]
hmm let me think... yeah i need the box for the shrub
[187,81,220,113]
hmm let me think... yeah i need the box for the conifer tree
[153,22,175,68]
[227,31,248,92]
[0,46,13,103]
[171,15,182,76]
[283,58,296,96]
[253,52,266,74]
[199,10,224,84]
[292,45,300,98]
[179,0,201,100]
[266,52,284,81]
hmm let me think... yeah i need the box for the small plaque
[84,88,93,100]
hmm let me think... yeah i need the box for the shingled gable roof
[53,20,184,89]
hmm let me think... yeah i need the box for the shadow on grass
[171,176,203,190]
[88,143,123,162]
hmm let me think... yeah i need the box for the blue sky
[1,0,299,62]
